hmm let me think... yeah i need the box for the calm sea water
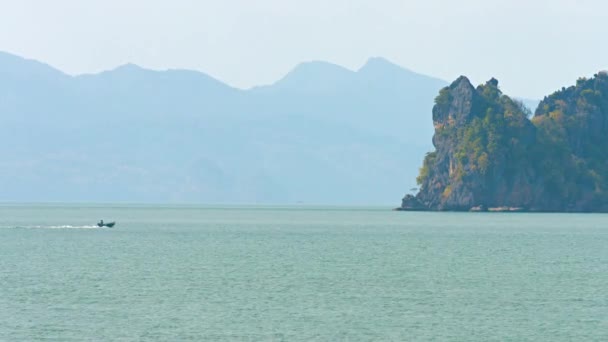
[1,204,607,341]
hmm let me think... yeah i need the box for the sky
[0,0,606,98]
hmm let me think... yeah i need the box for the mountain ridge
[0,51,447,204]
[1,50,443,91]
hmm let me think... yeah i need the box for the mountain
[402,72,608,212]
[0,51,446,204]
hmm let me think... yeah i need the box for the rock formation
[403,72,608,212]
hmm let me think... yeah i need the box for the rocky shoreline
[394,205,527,212]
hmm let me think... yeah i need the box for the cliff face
[407,72,608,212]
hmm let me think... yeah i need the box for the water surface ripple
[1,205,607,341]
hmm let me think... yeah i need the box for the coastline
[394,207,608,213]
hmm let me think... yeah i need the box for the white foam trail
[7,225,102,229]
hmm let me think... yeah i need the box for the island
[400,72,608,212]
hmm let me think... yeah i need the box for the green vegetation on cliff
[407,72,608,212]
[532,72,608,208]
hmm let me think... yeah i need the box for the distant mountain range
[0,51,457,204]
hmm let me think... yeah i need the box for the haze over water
[1,204,607,340]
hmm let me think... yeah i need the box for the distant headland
[400,72,608,212]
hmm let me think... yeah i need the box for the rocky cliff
[403,72,608,212]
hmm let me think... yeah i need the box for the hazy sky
[0,0,606,98]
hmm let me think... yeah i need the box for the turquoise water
[1,205,608,341]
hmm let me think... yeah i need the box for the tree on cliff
[407,72,608,212]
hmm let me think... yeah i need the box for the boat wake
[6,225,102,230]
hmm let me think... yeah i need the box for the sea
[1,204,607,341]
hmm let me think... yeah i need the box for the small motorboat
[97,220,116,228]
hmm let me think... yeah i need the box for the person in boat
[97,220,115,227]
